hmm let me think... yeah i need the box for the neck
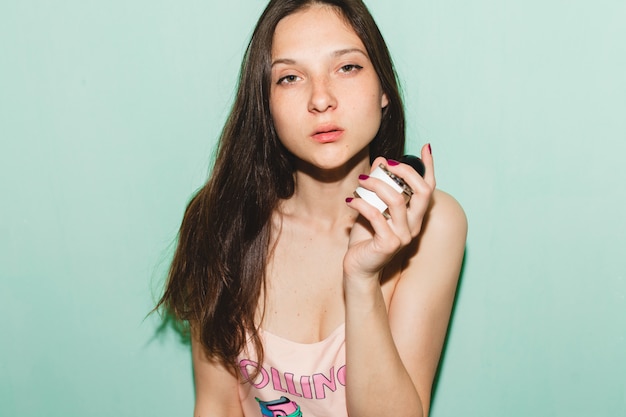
[279,152,371,228]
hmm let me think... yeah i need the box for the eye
[339,64,363,73]
[277,74,301,85]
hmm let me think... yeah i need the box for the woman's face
[269,4,388,171]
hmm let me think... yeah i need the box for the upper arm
[387,190,467,412]
[191,333,244,417]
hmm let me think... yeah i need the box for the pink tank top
[237,324,347,417]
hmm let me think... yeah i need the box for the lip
[311,125,344,143]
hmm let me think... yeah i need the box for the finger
[370,156,387,172]
[353,174,413,244]
[383,149,434,236]
[345,196,401,250]
[383,146,435,202]
[384,158,426,195]
[420,143,436,188]
[357,173,408,214]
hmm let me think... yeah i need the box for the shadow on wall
[150,309,192,347]
[147,237,192,347]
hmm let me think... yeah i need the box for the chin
[305,151,369,173]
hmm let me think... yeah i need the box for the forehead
[271,4,365,58]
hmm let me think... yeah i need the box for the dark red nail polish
[428,143,432,154]
[345,197,354,203]
[358,174,369,180]
[387,159,400,166]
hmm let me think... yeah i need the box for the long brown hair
[157,0,406,376]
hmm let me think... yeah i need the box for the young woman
[159,1,467,416]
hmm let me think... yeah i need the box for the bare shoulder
[396,188,467,290]
[400,189,467,273]
[423,189,468,242]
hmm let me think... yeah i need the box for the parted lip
[311,124,344,142]
[311,123,342,135]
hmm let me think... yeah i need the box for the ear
[381,92,389,109]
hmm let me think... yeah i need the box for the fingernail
[387,159,400,166]
[428,143,432,154]
[358,174,369,180]
[345,197,354,203]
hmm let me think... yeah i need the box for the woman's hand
[344,143,435,280]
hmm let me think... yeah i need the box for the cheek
[270,91,304,132]
[270,104,283,124]
[269,99,292,143]
[269,96,283,127]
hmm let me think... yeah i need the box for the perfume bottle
[354,155,425,219]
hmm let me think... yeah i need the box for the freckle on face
[268,5,387,171]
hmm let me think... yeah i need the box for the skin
[269,4,388,176]
[192,4,467,417]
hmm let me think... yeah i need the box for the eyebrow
[271,48,368,67]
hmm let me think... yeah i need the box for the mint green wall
[1,1,624,416]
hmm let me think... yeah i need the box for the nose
[308,76,337,113]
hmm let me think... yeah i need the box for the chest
[262,231,344,338]
[259,226,400,343]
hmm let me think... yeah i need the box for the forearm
[344,275,424,417]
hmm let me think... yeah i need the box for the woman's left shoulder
[385,189,467,291]
[422,189,468,241]
[391,188,466,299]
[394,188,467,284]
